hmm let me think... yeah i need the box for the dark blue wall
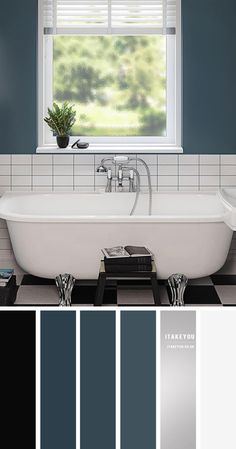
[0,0,236,153]
[0,0,37,154]
[182,0,236,153]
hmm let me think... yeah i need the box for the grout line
[31,155,33,191]
[177,154,179,191]
[219,155,222,189]
[198,154,200,191]
[10,155,12,191]
[52,155,54,191]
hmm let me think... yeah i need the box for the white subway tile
[158,176,178,186]
[95,154,114,165]
[221,155,236,164]
[0,219,7,229]
[32,186,53,192]
[33,155,53,165]
[33,165,52,176]
[74,155,95,165]
[12,165,31,176]
[12,175,31,186]
[0,155,11,164]
[0,238,11,250]
[221,176,236,186]
[53,186,74,192]
[200,165,219,175]
[12,155,32,165]
[179,165,198,176]
[179,175,198,187]
[0,176,11,186]
[76,175,95,186]
[137,164,157,175]
[0,165,10,175]
[200,155,220,165]
[200,186,218,192]
[158,155,178,165]
[158,186,178,192]
[179,186,199,192]
[53,155,73,164]
[11,186,32,192]
[0,229,9,238]
[221,165,236,176]
[179,155,198,165]
[33,176,52,186]
[137,155,157,165]
[200,176,219,186]
[158,165,177,176]
[139,176,157,186]
[0,186,10,195]
[53,165,73,176]
[53,176,73,186]
[77,186,95,192]
[0,249,13,257]
[75,165,95,176]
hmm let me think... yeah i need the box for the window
[38,0,181,151]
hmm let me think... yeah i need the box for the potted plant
[44,102,76,148]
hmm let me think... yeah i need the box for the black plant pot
[57,135,70,148]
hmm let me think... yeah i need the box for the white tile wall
[0,153,235,193]
[0,153,236,276]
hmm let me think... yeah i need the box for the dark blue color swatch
[41,311,76,449]
[80,311,116,449]
[121,311,156,449]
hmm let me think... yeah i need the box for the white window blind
[43,0,177,35]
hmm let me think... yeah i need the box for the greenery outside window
[38,0,181,151]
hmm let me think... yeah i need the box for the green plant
[44,102,76,136]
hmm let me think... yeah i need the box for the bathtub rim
[0,190,227,224]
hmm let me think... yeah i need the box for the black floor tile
[167,285,222,305]
[22,275,55,285]
[71,285,117,305]
[211,275,236,285]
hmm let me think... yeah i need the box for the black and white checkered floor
[13,274,236,306]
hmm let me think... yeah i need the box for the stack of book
[102,246,153,273]
[0,269,14,287]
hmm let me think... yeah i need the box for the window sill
[36,144,183,154]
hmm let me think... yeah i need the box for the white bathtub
[0,190,234,280]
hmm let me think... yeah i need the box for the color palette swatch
[0,310,196,449]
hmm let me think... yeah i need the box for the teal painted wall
[0,0,37,154]
[182,0,236,153]
[0,0,236,153]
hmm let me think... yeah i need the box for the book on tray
[102,246,153,272]
[0,269,14,287]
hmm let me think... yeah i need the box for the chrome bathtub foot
[168,274,188,307]
[55,274,75,307]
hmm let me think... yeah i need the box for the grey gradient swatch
[80,311,115,449]
[41,311,76,449]
[121,311,156,449]
[161,311,196,449]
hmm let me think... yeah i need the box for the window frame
[37,1,182,153]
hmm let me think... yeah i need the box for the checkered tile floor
[11,274,236,306]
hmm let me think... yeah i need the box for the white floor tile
[15,286,59,305]
[189,277,213,286]
[215,286,236,305]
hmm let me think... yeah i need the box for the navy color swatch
[41,311,76,449]
[80,311,116,449]
[121,311,156,449]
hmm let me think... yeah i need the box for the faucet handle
[107,168,112,179]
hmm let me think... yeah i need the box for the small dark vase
[57,135,70,148]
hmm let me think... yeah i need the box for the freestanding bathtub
[0,190,235,280]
